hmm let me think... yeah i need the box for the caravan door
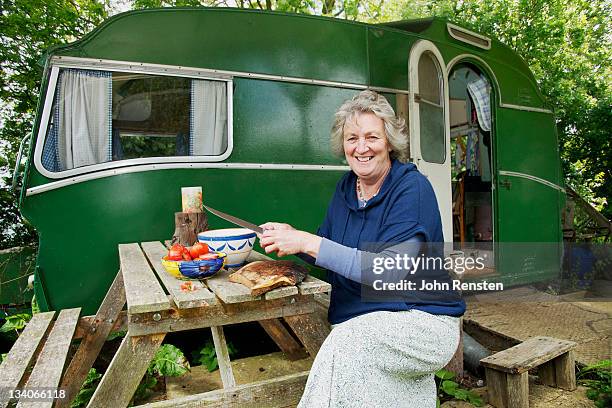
[408,40,452,242]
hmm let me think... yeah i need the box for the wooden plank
[506,372,529,408]
[554,351,577,391]
[264,285,298,300]
[128,296,315,336]
[210,326,236,388]
[313,292,330,309]
[17,308,81,408]
[206,269,261,303]
[258,319,307,361]
[134,370,309,408]
[284,313,330,357]
[297,275,331,295]
[141,241,218,308]
[87,333,165,408]
[480,336,577,374]
[0,312,55,408]
[120,243,171,314]
[539,360,556,387]
[74,311,127,340]
[485,367,507,408]
[59,272,126,408]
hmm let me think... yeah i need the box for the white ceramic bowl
[197,228,257,268]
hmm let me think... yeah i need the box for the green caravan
[15,8,565,314]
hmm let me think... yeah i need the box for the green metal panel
[56,8,368,85]
[495,108,562,280]
[496,108,562,186]
[367,28,413,90]
[230,78,353,164]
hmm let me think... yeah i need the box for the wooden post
[554,351,576,391]
[87,333,165,408]
[59,271,126,408]
[172,212,208,247]
[284,313,330,358]
[485,367,507,408]
[506,372,529,408]
[210,326,236,389]
[259,318,308,361]
[538,360,556,387]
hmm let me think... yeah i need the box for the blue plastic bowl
[178,252,226,279]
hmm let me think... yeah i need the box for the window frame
[33,61,234,180]
[413,48,447,165]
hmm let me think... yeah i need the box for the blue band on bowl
[198,232,257,241]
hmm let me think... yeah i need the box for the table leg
[211,326,236,388]
[284,313,331,358]
[59,270,126,408]
[86,332,165,408]
[259,318,308,361]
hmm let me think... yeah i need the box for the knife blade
[203,205,264,235]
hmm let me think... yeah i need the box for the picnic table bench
[0,241,331,408]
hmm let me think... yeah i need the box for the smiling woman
[259,90,465,408]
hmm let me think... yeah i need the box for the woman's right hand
[259,222,296,231]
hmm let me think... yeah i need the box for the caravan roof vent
[447,23,491,50]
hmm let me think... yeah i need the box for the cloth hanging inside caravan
[43,69,112,171]
[190,80,228,155]
[467,76,491,132]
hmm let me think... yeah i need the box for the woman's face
[343,112,392,182]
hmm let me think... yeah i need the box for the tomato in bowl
[162,252,226,280]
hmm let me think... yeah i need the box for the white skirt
[298,310,460,408]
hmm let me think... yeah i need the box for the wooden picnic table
[59,241,331,408]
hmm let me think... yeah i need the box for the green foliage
[106,330,127,341]
[31,294,40,315]
[0,312,31,333]
[435,369,483,407]
[578,360,612,408]
[191,340,237,372]
[129,0,380,20]
[132,344,190,404]
[148,344,191,377]
[70,368,102,408]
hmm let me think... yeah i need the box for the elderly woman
[260,90,465,407]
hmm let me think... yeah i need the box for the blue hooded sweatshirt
[317,159,466,324]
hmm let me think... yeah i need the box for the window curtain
[55,69,112,170]
[190,80,227,155]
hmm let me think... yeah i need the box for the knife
[203,205,264,235]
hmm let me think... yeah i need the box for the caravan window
[41,68,229,172]
[417,51,445,164]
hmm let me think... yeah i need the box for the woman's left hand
[260,229,322,258]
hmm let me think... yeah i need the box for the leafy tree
[0,0,108,248]
[129,0,383,20]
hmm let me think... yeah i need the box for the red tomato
[168,243,190,261]
[167,244,186,261]
[189,242,209,259]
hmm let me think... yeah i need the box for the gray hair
[331,90,408,162]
